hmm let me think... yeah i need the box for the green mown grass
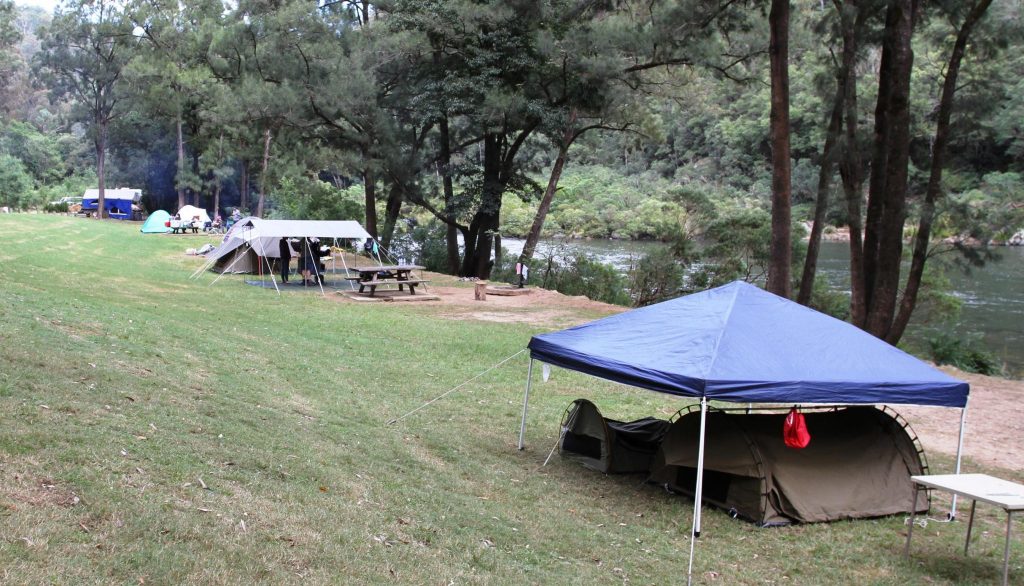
[0,214,1020,585]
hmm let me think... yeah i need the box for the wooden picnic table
[350,265,428,296]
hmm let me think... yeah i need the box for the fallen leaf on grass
[319,486,328,492]
[79,522,90,533]
[197,477,208,490]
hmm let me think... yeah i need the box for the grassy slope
[0,215,1019,585]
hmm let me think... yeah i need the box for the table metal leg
[905,483,919,557]
[965,499,977,556]
[1004,511,1013,586]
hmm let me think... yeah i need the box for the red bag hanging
[783,407,811,448]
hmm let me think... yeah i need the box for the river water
[502,238,1024,378]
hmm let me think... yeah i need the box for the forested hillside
[2,0,1022,358]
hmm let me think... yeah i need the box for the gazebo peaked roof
[528,280,968,407]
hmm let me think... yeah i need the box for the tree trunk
[192,151,201,207]
[520,109,578,266]
[887,0,993,345]
[212,184,221,223]
[797,88,844,306]
[380,181,403,251]
[439,112,460,274]
[363,165,378,239]
[838,0,867,327]
[862,0,902,318]
[176,114,186,211]
[767,0,792,297]
[240,160,250,213]
[465,133,503,279]
[865,0,916,339]
[213,133,224,220]
[96,119,107,220]
[461,220,480,277]
[256,128,272,218]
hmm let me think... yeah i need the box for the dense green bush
[627,248,684,306]
[492,252,631,306]
[927,331,1003,376]
[270,176,362,221]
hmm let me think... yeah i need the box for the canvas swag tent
[559,399,670,474]
[519,281,969,584]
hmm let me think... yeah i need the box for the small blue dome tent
[140,210,171,233]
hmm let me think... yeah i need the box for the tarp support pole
[256,238,280,295]
[304,239,326,297]
[517,359,535,451]
[950,399,969,520]
[686,395,708,586]
[208,244,249,286]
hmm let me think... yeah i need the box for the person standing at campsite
[278,237,292,284]
[301,237,318,286]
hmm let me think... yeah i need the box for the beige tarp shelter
[648,406,929,526]
[195,217,372,295]
[559,399,670,474]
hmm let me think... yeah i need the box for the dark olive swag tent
[517,281,970,584]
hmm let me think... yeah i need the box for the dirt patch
[895,368,1024,472]
[0,467,81,509]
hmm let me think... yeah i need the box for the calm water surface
[503,238,1024,378]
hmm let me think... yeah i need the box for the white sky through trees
[16,0,58,12]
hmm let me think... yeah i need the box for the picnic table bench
[350,265,429,296]
[169,219,199,234]
[357,278,430,295]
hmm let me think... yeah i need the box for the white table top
[912,474,1024,510]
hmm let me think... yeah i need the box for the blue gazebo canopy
[528,281,968,407]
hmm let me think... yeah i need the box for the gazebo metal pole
[517,359,535,450]
[950,399,969,519]
[686,395,708,586]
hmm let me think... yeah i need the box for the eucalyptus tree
[127,0,223,210]
[289,2,418,240]
[35,0,137,218]
[206,0,308,217]
[886,0,995,344]
[0,0,23,118]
